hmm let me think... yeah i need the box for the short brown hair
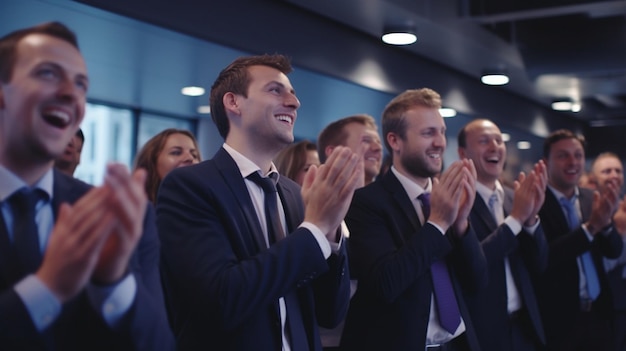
[210,54,293,139]
[134,129,201,203]
[0,22,78,83]
[542,129,586,159]
[382,88,442,154]
[317,114,377,163]
[274,140,317,182]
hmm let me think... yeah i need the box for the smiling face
[592,154,624,192]
[156,133,200,180]
[459,120,505,188]
[229,65,300,155]
[0,33,87,173]
[390,106,445,186]
[545,137,585,195]
[342,122,383,184]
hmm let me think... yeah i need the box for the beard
[400,150,442,179]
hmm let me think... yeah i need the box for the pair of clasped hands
[37,164,147,304]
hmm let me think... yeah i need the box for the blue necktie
[247,172,308,350]
[488,193,499,223]
[9,187,44,278]
[419,193,461,334]
[560,197,600,300]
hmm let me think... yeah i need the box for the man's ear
[386,132,400,152]
[324,145,335,159]
[222,92,240,116]
[458,147,467,160]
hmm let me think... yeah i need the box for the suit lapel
[382,172,421,233]
[472,195,498,239]
[214,148,268,253]
[276,180,300,233]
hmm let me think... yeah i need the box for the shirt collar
[390,165,432,200]
[0,165,54,202]
[548,184,579,203]
[222,143,279,180]
[476,180,504,205]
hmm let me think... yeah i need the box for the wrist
[524,215,539,227]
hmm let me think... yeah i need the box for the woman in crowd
[134,128,201,202]
[274,140,320,186]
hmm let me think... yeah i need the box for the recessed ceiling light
[439,108,457,118]
[481,72,509,85]
[382,25,417,45]
[551,98,581,112]
[181,86,205,96]
[517,141,531,150]
[501,133,511,142]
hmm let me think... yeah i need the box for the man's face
[592,155,624,192]
[545,138,585,192]
[394,106,446,180]
[0,34,87,164]
[234,65,300,150]
[342,122,382,182]
[58,133,83,166]
[459,120,506,186]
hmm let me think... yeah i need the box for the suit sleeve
[115,205,175,350]
[311,241,351,328]
[449,225,488,293]
[0,289,43,348]
[345,190,453,304]
[157,167,332,331]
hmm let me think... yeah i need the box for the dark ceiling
[76,0,626,136]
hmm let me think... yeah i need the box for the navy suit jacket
[537,187,623,346]
[340,170,487,351]
[464,187,547,351]
[0,170,174,351]
[156,148,350,350]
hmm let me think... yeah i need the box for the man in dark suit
[458,119,548,351]
[340,88,487,351]
[157,54,359,350]
[537,130,624,351]
[0,22,173,350]
[591,152,626,351]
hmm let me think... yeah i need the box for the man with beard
[537,130,623,351]
[340,88,487,351]
[458,119,549,351]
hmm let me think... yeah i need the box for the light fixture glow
[571,103,581,112]
[382,25,417,45]
[439,108,457,118]
[197,105,211,114]
[551,100,573,111]
[517,141,531,150]
[481,73,509,86]
[181,86,205,96]
[501,133,511,142]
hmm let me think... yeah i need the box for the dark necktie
[560,197,600,300]
[9,187,44,277]
[247,171,308,350]
[418,192,461,334]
